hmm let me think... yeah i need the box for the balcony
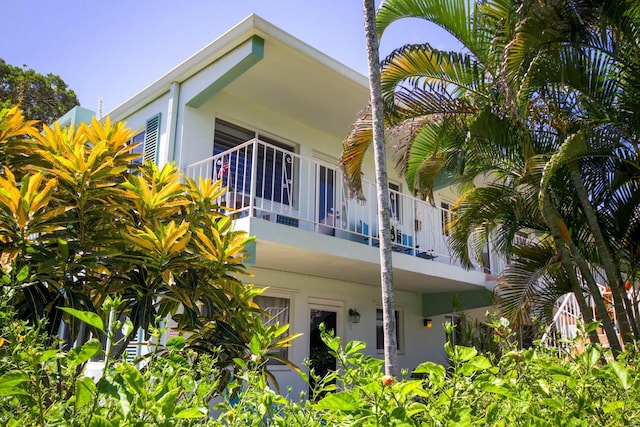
[185,139,506,277]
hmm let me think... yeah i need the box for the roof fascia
[185,35,264,108]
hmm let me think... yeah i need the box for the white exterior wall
[100,15,496,396]
[176,106,214,169]
[112,94,171,163]
[248,266,453,397]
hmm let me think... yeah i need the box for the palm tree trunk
[541,192,622,354]
[363,0,398,376]
[568,164,638,343]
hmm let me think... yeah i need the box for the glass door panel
[316,165,337,235]
[309,304,339,400]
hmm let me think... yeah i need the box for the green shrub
[213,320,640,426]
[1,289,638,426]
[0,289,221,426]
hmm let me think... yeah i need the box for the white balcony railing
[540,292,582,353]
[541,282,626,352]
[185,139,502,274]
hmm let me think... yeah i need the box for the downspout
[160,82,179,359]
[166,81,181,168]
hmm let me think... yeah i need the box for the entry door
[309,303,342,399]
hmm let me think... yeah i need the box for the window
[388,182,401,221]
[128,113,161,165]
[213,120,254,155]
[376,308,403,353]
[441,202,451,236]
[212,120,254,192]
[256,135,294,204]
[129,131,146,165]
[213,119,295,205]
[254,295,291,363]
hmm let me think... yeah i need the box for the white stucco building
[75,15,501,394]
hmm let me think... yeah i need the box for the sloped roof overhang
[185,35,264,108]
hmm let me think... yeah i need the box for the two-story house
[74,15,500,394]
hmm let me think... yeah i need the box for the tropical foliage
[341,0,640,352]
[0,291,221,426]
[2,295,639,426]
[0,106,288,373]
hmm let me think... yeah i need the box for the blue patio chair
[401,234,416,255]
[360,221,379,247]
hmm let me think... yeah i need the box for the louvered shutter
[143,113,161,164]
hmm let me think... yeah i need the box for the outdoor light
[349,308,361,324]
[423,318,433,328]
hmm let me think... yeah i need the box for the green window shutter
[144,113,161,164]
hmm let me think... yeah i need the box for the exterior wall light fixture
[349,309,361,324]
[423,318,433,328]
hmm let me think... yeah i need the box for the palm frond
[449,183,542,269]
[495,238,570,326]
[340,106,373,199]
[381,44,489,106]
[377,0,503,65]
[403,118,465,200]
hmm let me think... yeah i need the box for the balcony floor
[236,216,490,294]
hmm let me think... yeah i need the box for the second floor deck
[185,139,506,287]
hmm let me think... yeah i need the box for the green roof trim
[422,289,493,317]
[186,36,264,108]
[433,173,455,191]
[55,106,95,128]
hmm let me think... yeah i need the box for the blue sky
[2,1,457,115]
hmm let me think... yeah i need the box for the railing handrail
[541,292,580,345]
[186,139,446,212]
[185,139,257,169]
[540,279,620,349]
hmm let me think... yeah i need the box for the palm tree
[359,0,398,376]
[342,0,640,352]
[501,0,640,345]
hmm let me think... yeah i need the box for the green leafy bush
[212,320,640,426]
[1,274,638,426]
[0,106,259,367]
[0,289,220,426]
